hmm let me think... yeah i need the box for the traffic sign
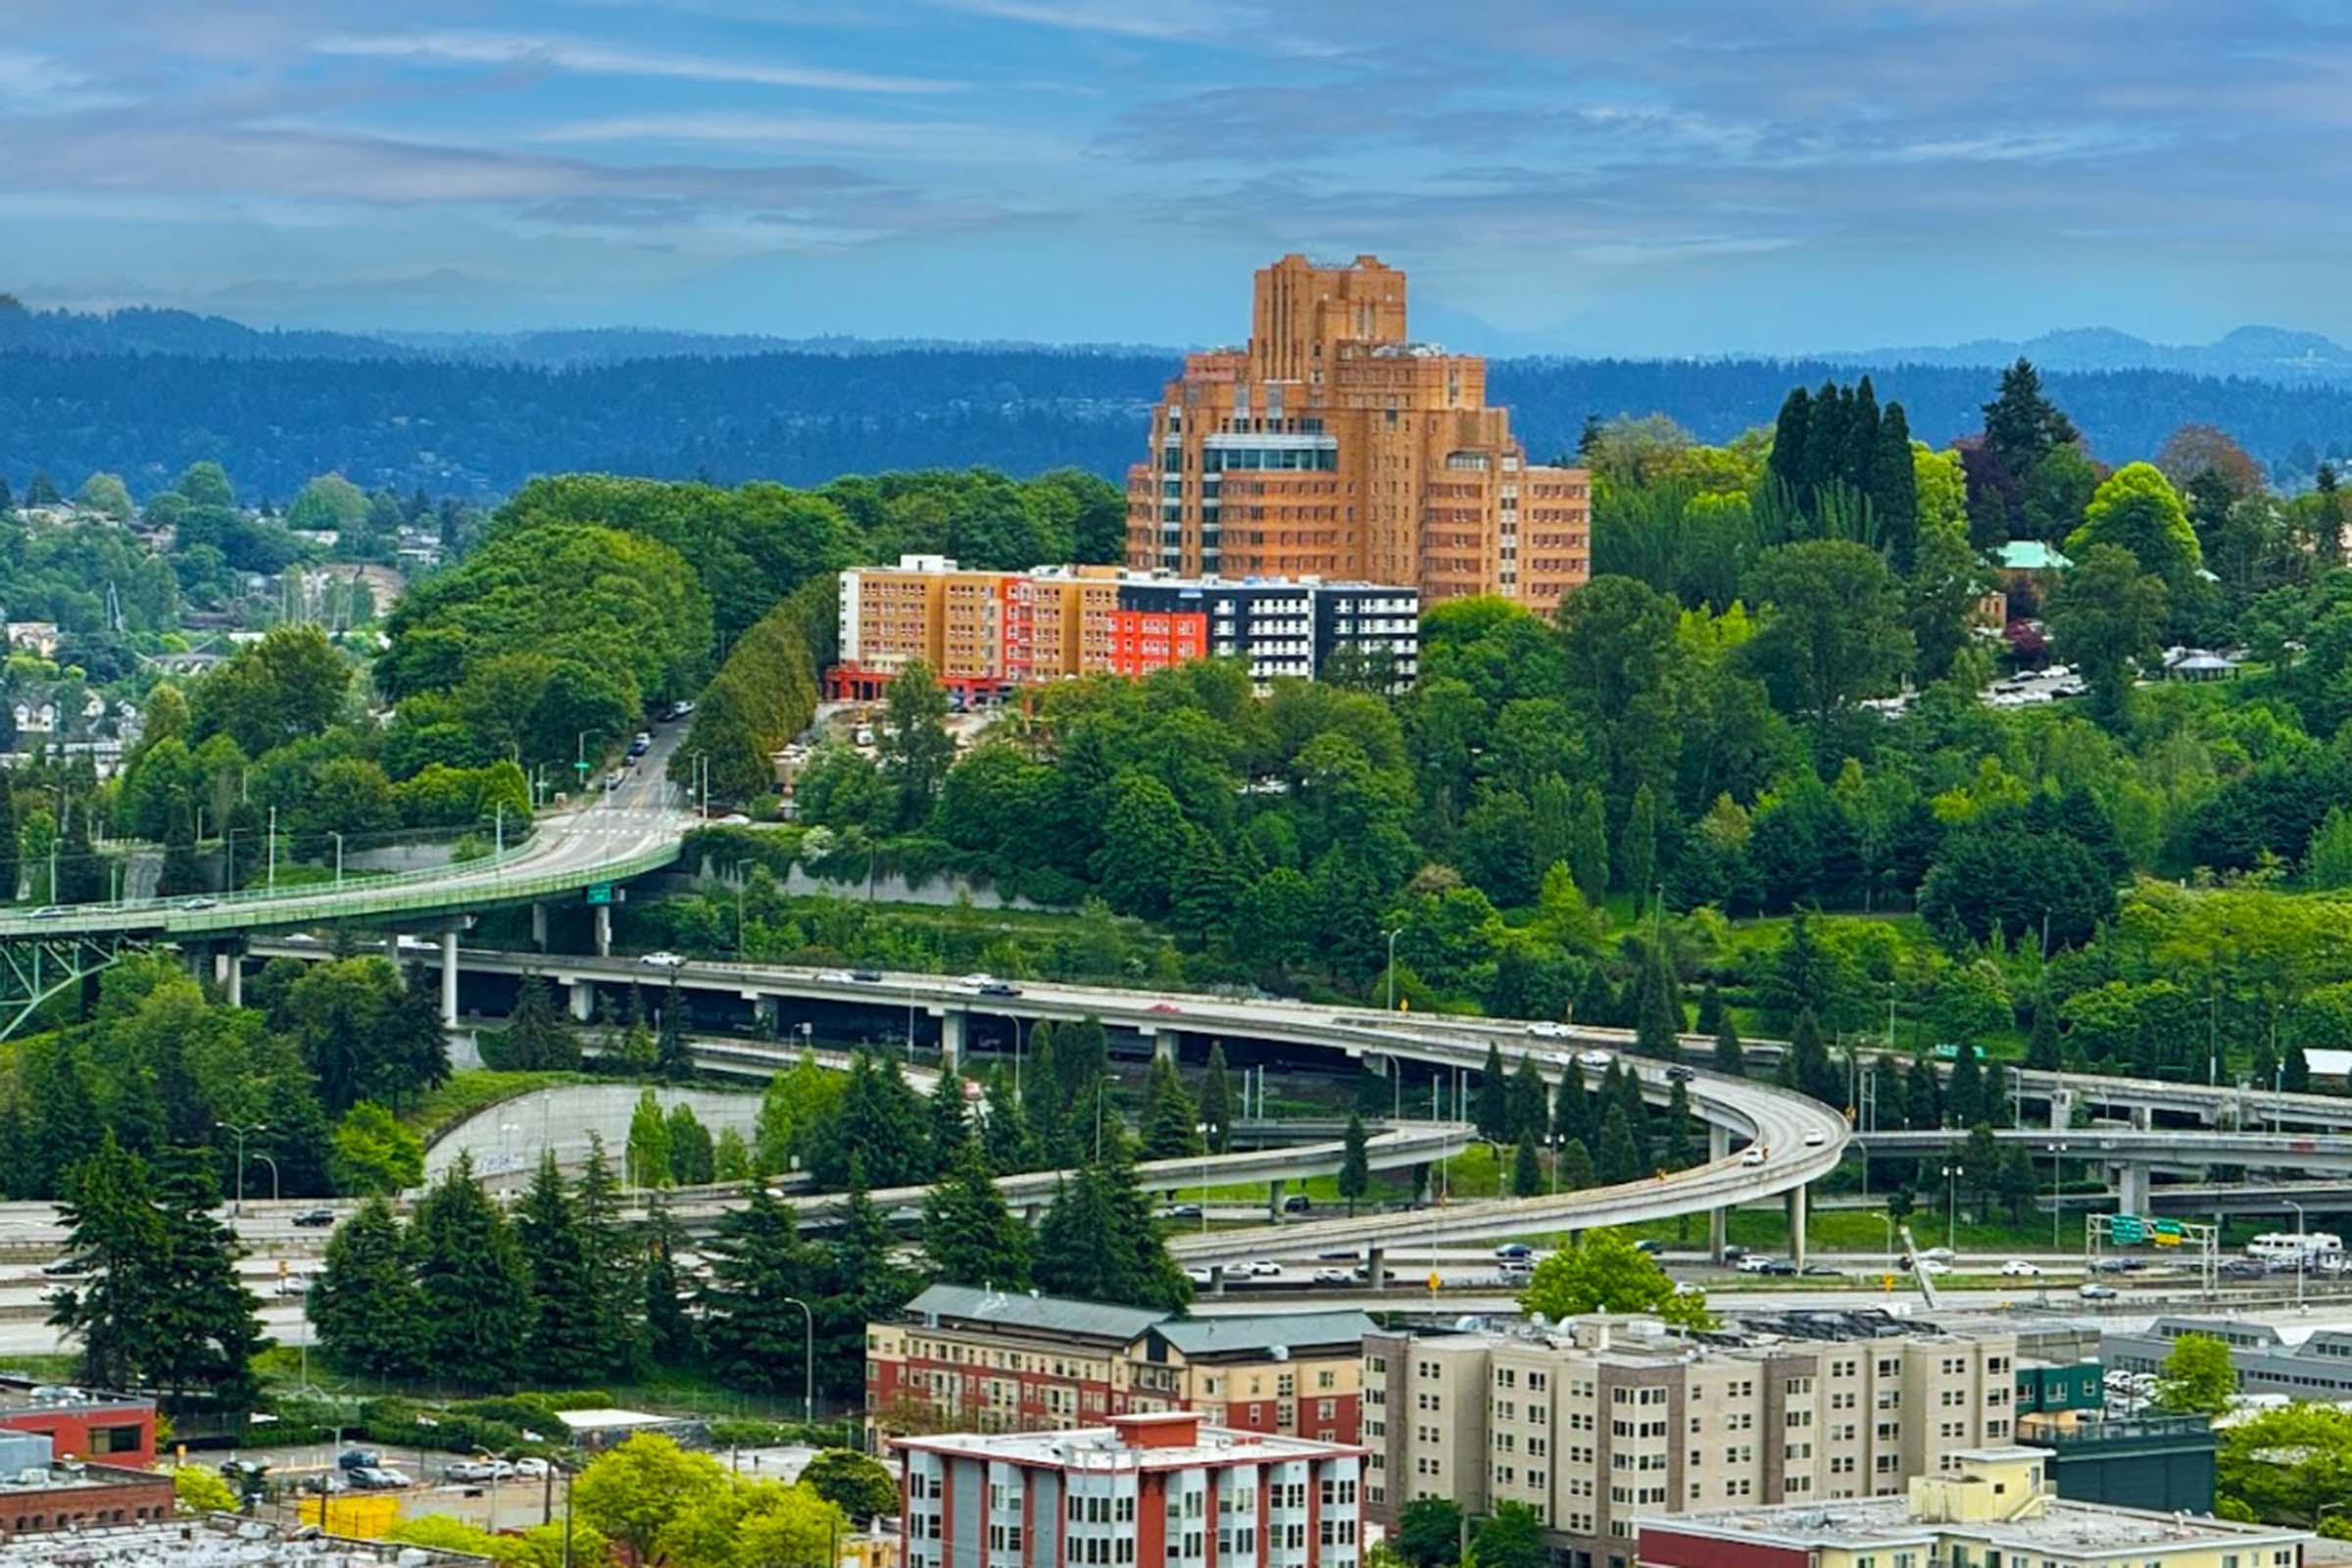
[585,883,614,906]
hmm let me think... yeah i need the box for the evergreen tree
[1021,1019,1064,1159]
[2025,989,2063,1071]
[575,1135,646,1373]
[1034,1133,1189,1311]
[811,1050,931,1188]
[813,1163,919,1394]
[1694,981,1724,1038]
[2285,1040,2315,1094]
[412,1153,530,1386]
[1876,402,1921,572]
[981,1065,1034,1174]
[1871,1054,1909,1133]
[1946,1043,1984,1129]
[46,1134,165,1391]
[142,1150,268,1410]
[1511,1136,1544,1198]
[1662,1078,1695,1171]
[1787,1007,1840,1107]
[923,1139,1033,1288]
[1507,1056,1547,1143]
[641,1195,699,1367]
[311,1197,425,1379]
[1475,1043,1509,1141]
[54,792,102,903]
[1138,1055,1204,1160]
[665,1103,715,1185]
[1337,1113,1371,1216]
[515,1152,605,1384]
[928,1064,971,1176]
[0,785,20,901]
[1712,1011,1746,1078]
[1621,783,1658,909]
[1568,787,1609,903]
[1634,942,1684,1059]
[701,1184,819,1394]
[655,980,694,1079]
[505,974,580,1070]
[1905,1052,1943,1131]
[1595,1105,1643,1185]
[1768,385,1812,501]
[1551,1060,1592,1145]
[626,1089,672,1188]
[1200,1043,1236,1153]
[1558,1137,1595,1191]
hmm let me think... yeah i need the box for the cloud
[532,111,1074,165]
[312,28,964,94]
[0,48,128,113]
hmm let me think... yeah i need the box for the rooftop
[900,1415,1362,1473]
[0,1382,149,1417]
[1152,1312,1377,1360]
[1656,1490,2301,1557]
[0,1516,487,1567]
[901,1284,1168,1345]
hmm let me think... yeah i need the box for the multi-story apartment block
[1637,1446,2302,1568]
[868,1286,1372,1445]
[1125,254,1591,611]
[831,557,1417,701]
[1364,1316,2031,1568]
[897,1413,1362,1568]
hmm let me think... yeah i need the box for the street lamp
[781,1296,815,1427]
[1941,1163,1964,1251]
[251,1153,280,1204]
[218,1120,268,1218]
[2288,1200,2309,1309]
[1384,928,1402,1012]
[1545,1132,1560,1197]
[1196,1122,1212,1233]
[329,830,345,888]
[2046,1144,2063,1250]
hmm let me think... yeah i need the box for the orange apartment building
[831,557,1417,701]
[1126,254,1591,611]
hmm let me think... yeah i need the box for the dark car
[978,980,1022,998]
[1665,1064,1696,1083]
[1633,1239,1665,1255]
[1801,1263,1843,1276]
[336,1449,383,1473]
[1720,1245,1749,1263]
[850,969,883,983]
[291,1207,335,1228]
[1758,1258,1798,1276]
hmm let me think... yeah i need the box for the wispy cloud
[0,48,128,113]
[312,29,964,94]
[532,111,1073,164]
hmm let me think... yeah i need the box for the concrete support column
[568,981,595,1022]
[2130,1103,2152,1131]
[220,943,243,1008]
[939,1009,965,1069]
[593,904,612,957]
[2117,1161,2151,1214]
[2048,1089,2072,1130]
[1268,1178,1287,1220]
[439,928,460,1027]
[531,902,550,952]
[1153,1029,1178,1065]
[1708,1124,1732,1260]
[1365,1245,1387,1292]
[1787,1184,1809,1270]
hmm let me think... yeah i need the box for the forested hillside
[7,342,2352,500]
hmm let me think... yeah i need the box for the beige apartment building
[1125,254,1591,611]
[1364,1317,2046,1568]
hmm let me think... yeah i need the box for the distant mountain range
[1826,324,2352,385]
[2,298,2349,499]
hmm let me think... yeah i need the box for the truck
[2247,1231,2343,1269]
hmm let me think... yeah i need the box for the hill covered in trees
[6,330,2352,500]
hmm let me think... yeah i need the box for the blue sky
[10,0,2352,355]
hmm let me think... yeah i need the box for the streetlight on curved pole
[1940,1163,1964,1252]
[1384,928,1401,1012]
[250,1153,280,1204]
[2288,1199,2308,1309]
[218,1120,268,1218]
[781,1295,815,1427]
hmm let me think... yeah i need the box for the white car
[641,952,688,968]
[1184,1265,1213,1285]
[1802,1130,1828,1147]
[1734,1254,1778,1274]
[1247,1260,1284,1278]
[1998,1259,2042,1278]
[1914,1257,1950,1276]
[511,1458,551,1479]
[816,970,855,983]
[956,972,995,991]
[1576,1050,1612,1070]
[1920,1246,1956,1262]
[445,1459,513,1484]
[1740,1147,1767,1167]
[1312,1268,1354,1286]
[1525,1021,1571,1040]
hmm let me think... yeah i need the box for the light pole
[1384,927,1401,1012]
[1196,1122,1211,1233]
[218,1120,268,1218]
[252,1153,280,1204]
[330,831,345,888]
[2046,1143,2063,1250]
[267,805,277,891]
[1546,1132,1560,1197]
[1941,1163,1964,1251]
[781,1296,815,1427]
[2289,1200,2309,1309]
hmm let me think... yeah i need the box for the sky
[10,0,2352,356]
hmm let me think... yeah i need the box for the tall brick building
[1127,254,1591,610]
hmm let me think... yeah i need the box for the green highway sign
[585,883,614,906]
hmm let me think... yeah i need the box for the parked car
[347,1467,412,1492]
[604,771,622,791]
[1493,1243,1534,1260]
[1998,1259,2043,1278]
[445,1459,513,1484]
[640,951,688,968]
[511,1458,551,1479]
[335,1449,383,1473]
[291,1206,335,1228]
[2078,1283,2119,1300]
